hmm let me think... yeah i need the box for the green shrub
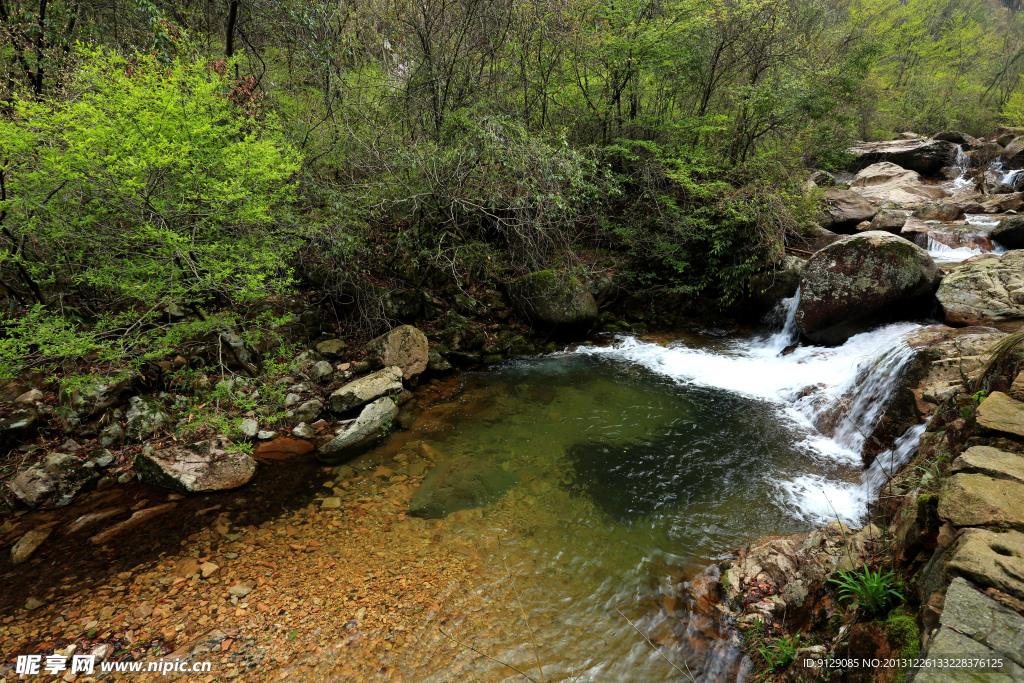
[833,567,904,614]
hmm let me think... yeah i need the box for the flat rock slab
[329,366,403,414]
[944,528,1024,601]
[976,391,1024,439]
[952,446,1024,484]
[409,459,518,519]
[911,625,1020,683]
[66,507,127,535]
[939,473,1024,530]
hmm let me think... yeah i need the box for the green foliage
[0,48,300,377]
[757,634,800,672]
[833,567,904,614]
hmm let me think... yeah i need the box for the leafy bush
[833,567,904,614]
[0,48,301,377]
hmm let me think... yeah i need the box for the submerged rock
[795,231,941,344]
[408,458,518,518]
[318,397,399,462]
[134,437,256,493]
[507,270,598,332]
[365,325,429,381]
[7,453,99,508]
[935,251,1024,326]
[11,528,54,565]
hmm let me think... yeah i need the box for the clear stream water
[383,296,927,682]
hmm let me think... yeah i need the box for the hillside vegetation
[2,0,1024,375]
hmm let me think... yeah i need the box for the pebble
[228,584,253,598]
[201,562,220,578]
[320,497,342,510]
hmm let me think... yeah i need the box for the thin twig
[501,552,546,683]
[615,608,696,683]
[437,626,540,683]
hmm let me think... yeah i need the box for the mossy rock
[507,270,598,333]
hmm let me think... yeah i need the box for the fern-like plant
[757,634,800,672]
[833,567,903,614]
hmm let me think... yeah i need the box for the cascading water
[577,292,924,525]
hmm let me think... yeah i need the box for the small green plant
[833,567,904,614]
[757,634,800,672]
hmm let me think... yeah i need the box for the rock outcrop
[507,270,598,332]
[134,437,257,493]
[935,251,1024,326]
[796,231,941,344]
[820,188,877,232]
[847,138,959,176]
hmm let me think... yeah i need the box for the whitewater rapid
[575,294,926,526]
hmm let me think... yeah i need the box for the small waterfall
[955,144,970,174]
[863,424,926,493]
[577,296,925,524]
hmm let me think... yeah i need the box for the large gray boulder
[935,251,1024,326]
[820,189,877,232]
[329,366,402,413]
[507,270,598,332]
[847,138,959,176]
[318,397,398,462]
[999,136,1024,170]
[795,231,941,344]
[992,216,1024,249]
[408,459,518,519]
[365,325,429,381]
[7,453,99,508]
[134,436,256,493]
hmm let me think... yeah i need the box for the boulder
[318,397,398,462]
[808,170,836,187]
[975,392,1024,439]
[992,216,1024,249]
[0,404,40,449]
[944,531,1024,601]
[134,437,257,493]
[933,131,979,146]
[1000,136,1024,170]
[124,396,168,443]
[912,202,965,222]
[980,192,1024,213]
[866,209,908,234]
[7,453,99,508]
[850,161,921,188]
[847,138,959,176]
[820,189,877,232]
[938,473,1024,530]
[60,371,139,417]
[329,366,402,414]
[287,398,324,424]
[315,338,348,358]
[365,325,429,381]
[507,270,598,332]
[408,458,518,519]
[795,231,941,344]
[253,436,314,463]
[792,225,842,252]
[935,251,1024,326]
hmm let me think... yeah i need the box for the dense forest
[3,0,1024,376]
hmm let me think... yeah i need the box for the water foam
[575,295,924,524]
